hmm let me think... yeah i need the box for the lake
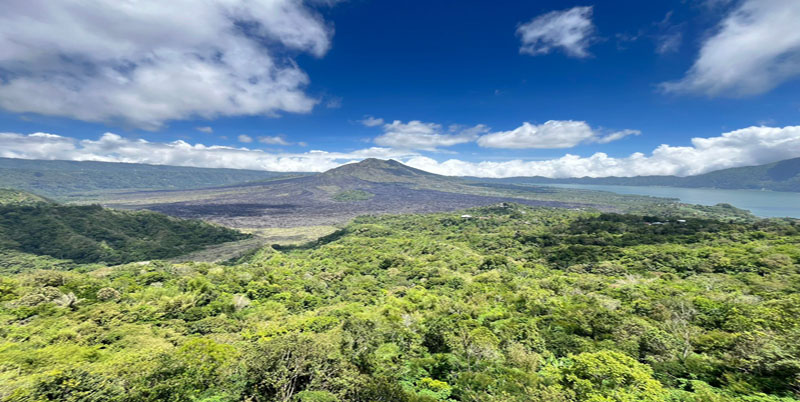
[538,183,800,218]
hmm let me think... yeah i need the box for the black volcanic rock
[110,159,593,228]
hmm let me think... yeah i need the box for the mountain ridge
[0,157,308,200]
[98,158,752,228]
[470,157,800,192]
[101,158,626,228]
[321,158,438,183]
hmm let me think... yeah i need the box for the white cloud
[0,132,417,173]
[654,11,683,55]
[662,0,800,96]
[359,116,385,127]
[0,0,334,129]
[195,126,214,134]
[408,126,800,177]
[374,120,488,151]
[595,129,641,144]
[238,135,253,143]
[517,6,595,58]
[656,31,682,54]
[3,126,798,178]
[477,121,639,149]
[258,135,292,146]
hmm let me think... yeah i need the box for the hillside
[322,158,440,183]
[0,188,51,205]
[0,157,305,200]
[99,159,689,228]
[1,204,798,401]
[0,194,248,267]
[480,157,800,192]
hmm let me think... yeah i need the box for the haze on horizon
[1,0,800,178]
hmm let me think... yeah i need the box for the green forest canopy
[0,201,247,268]
[1,203,799,401]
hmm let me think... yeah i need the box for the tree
[556,350,667,402]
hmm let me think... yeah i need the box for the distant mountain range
[100,158,601,228]
[2,156,798,204]
[0,157,779,227]
[0,157,306,200]
[473,157,800,192]
[94,158,752,227]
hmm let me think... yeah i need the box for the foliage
[332,190,374,202]
[0,188,51,206]
[0,202,247,266]
[0,204,799,401]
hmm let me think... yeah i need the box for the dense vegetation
[1,203,798,401]
[0,158,301,201]
[0,200,247,267]
[333,190,374,202]
[0,189,50,206]
[485,157,800,192]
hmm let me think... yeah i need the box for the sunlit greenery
[1,203,798,401]
[333,190,374,202]
[0,202,247,267]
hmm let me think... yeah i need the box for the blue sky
[1,0,800,177]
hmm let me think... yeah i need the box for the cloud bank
[3,126,799,178]
[258,135,293,146]
[0,132,415,173]
[662,0,800,96]
[0,0,334,129]
[477,121,640,149]
[374,120,489,151]
[408,126,800,177]
[517,6,595,58]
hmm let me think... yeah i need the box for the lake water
[537,183,800,218]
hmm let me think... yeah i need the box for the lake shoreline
[530,183,800,218]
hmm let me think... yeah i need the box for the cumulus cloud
[3,126,798,177]
[477,121,639,149]
[0,132,417,173]
[408,126,800,177]
[258,135,292,146]
[517,6,595,58]
[359,116,385,127]
[374,120,489,151]
[0,0,334,129]
[662,0,800,96]
[238,135,253,143]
